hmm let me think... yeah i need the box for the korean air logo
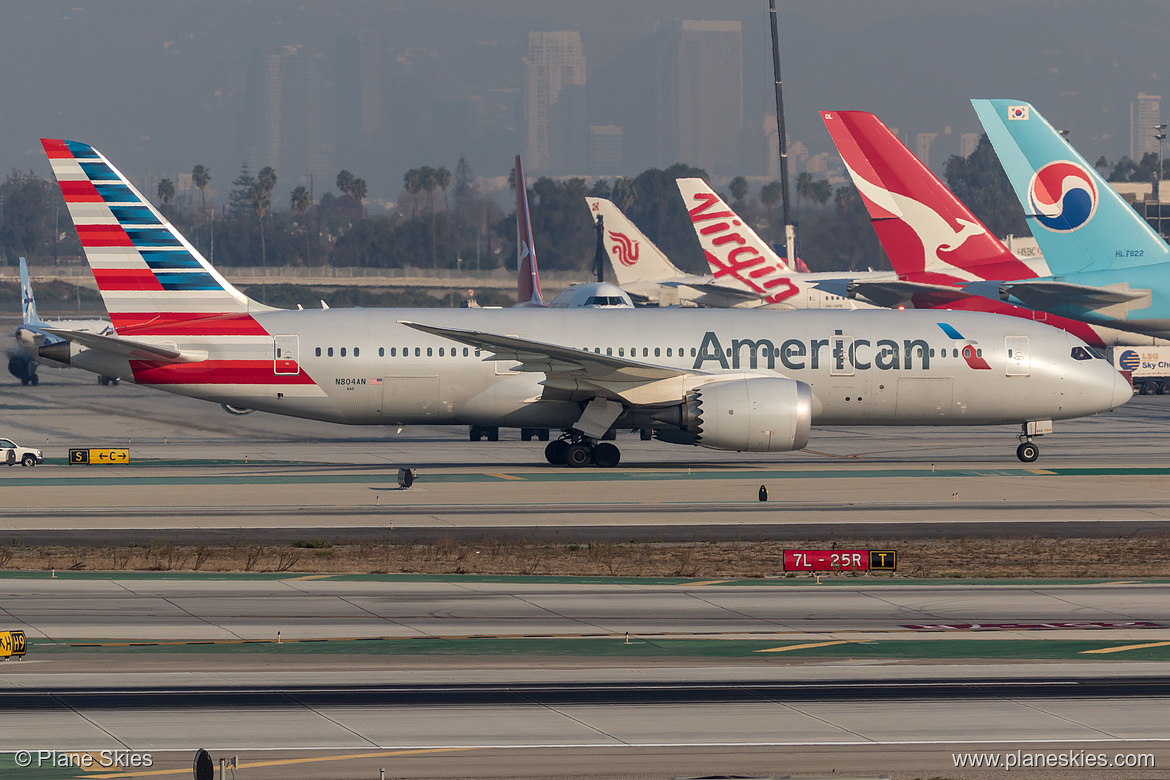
[1027,161,1098,233]
[1119,350,1141,372]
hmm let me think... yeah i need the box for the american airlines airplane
[39,138,1129,465]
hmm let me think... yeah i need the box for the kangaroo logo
[1027,161,1098,233]
[608,231,640,267]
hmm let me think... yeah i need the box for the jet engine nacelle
[672,376,813,453]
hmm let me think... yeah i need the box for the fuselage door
[1005,336,1029,377]
[830,335,854,376]
[274,335,300,375]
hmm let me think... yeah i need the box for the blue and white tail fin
[513,154,544,307]
[41,139,272,336]
[19,257,40,327]
[972,100,1170,276]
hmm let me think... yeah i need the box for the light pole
[1155,124,1167,237]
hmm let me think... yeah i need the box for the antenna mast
[769,0,797,268]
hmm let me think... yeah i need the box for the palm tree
[403,168,421,218]
[760,181,782,224]
[419,166,438,267]
[191,164,211,214]
[436,166,451,212]
[611,177,636,211]
[728,176,749,206]
[156,178,175,206]
[291,185,311,264]
[796,172,813,209]
[336,169,355,196]
[251,166,276,273]
[351,178,367,217]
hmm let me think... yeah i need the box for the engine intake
[657,375,812,453]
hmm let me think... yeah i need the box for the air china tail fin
[972,99,1170,276]
[19,257,40,326]
[513,154,544,307]
[584,197,686,284]
[675,178,799,305]
[821,111,1037,285]
[40,139,272,336]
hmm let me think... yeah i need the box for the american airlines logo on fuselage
[692,330,989,372]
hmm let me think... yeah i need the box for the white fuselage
[64,308,1129,433]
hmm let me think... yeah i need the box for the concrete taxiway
[1,373,1169,541]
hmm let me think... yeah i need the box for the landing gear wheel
[538,429,550,441]
[565,443,593,468]
[469,425,483,441]
[1016,441,1039,463]
[486,427,499,442]
[29,373,38,386]
[593,442,620,468]
[639,428,652,441]
[544,439,569,465]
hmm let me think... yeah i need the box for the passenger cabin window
[667,348,672,357]
[463,348,469,357]
[654,347,660,357]
[439,348,444,357]
[427,347,433,357]
[315,347,321,357]
[340,347,347,357]
[354,347,360,357]
[379,347,385,357]
[414,347,420,357]
[327,347,334,357]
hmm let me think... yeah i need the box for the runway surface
[3,375,1170,777]
[2,373,1170,542]
[2,576,1170,777]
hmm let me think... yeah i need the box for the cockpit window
[1070,346,1099,361]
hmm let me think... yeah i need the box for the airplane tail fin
[40,139,273,336]
[972,99,1170,275]
[584,197,686,285]
[514,155,544,307]
[821,110,1036,284]
[19,257,40,326]
[675,178,799,304]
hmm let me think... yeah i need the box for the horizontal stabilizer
[846,280,971,308]
[400,321,689,382]
[672,281,768,303]
[1001,281,1151,313]
[44,328,208,363]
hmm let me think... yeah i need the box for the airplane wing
[44,328,208,363]
[1001,281,1151,313]
[400,321,688,381]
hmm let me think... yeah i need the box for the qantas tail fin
[972,99,1170,276]
[675,178,800,305]
[19,257,40,326]
[584,197,686,285]
[513,154,544,307]
[40,139,272,336]
[821,110,1037,284]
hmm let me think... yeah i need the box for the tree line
[6,135,1167,276]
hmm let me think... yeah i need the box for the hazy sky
[5,1,1170,204]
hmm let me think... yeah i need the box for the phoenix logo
[608,231,640,266]
[1027,161,1098,233]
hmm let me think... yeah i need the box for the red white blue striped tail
[41,139,272,337]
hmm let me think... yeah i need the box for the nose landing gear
[1016,440,1039,463]
[1016,420,1050,462]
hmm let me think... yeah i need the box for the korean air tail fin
[40,139,273,336]
[675,178,800,305]
[584,197,686,285]
[972,99,1170,275]
[513,155,544,307]
[821,110,1037,284]
[19,257,40,326]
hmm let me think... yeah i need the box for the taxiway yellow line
[1080,641,1170,655]
[282,574,335,581]
[754,640,856,653]
[88,747,476,778]
[486,473,526,480]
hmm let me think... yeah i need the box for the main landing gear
[544,433,621,468]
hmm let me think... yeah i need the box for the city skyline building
[244,45,329,188]
[676,20,743,175]
[1132,91,1162,161]
[523,31,587,172]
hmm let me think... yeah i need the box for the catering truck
[1113,347,1170,395]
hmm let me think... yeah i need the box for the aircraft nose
[1111,367,1134,409]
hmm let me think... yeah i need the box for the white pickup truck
[0,438,43,467]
